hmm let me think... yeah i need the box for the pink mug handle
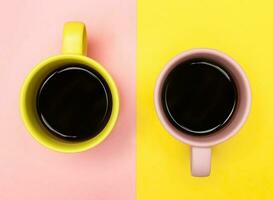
[191,146,211,177]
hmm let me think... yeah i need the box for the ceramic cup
[20,22,119,153]
[154,48,251,176]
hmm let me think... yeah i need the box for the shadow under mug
[154,49,251,177]
[20,22,119,153]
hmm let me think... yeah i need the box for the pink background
[0,0,135,199]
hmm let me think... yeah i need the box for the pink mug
[154,48,251,177]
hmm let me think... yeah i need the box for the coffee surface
[37,65,112,142]
[161,59,237,135]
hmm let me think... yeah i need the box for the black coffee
[37,64,112,142]
[161,59,237,136]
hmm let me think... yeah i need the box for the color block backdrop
[137,0,273,199]
[0,0,135,199]
[2,0,273,199]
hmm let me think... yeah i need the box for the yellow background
[137,0,273,199]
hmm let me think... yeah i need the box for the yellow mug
[20,22,119,153]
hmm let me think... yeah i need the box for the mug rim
[154,48,251,147]
[20,54,119,153]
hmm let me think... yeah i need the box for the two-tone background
[1,0,273,199]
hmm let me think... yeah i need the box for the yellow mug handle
[62,22,87,55]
